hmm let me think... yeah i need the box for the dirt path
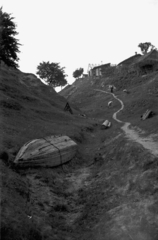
[95,89,158,157]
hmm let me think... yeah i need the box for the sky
[1,0,158,90]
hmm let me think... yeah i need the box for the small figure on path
[109,85,115,93]
[109,85,114,93]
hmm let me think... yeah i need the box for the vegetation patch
[0,100,23,110]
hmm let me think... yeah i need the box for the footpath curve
[95,89,158,157]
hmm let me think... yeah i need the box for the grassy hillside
[0,63,95,158]
[60,71,158,134]
[1,61,158,240]
[0,63,98,239]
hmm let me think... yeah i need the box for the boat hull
[14,135,77,167]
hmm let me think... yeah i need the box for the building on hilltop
[88,63,111,77]
[82,73,88,78]
[117,50,158,76]
[133,49,158,73]
[118,53,142,67]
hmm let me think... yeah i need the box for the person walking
[110,85,113,93]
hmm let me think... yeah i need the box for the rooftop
[92,63,111,70]
[118,54,142,66]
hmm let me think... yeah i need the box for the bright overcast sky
[1,0,158,87]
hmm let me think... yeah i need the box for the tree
[73,68,84,79]
[0,7,20,68]
[138,42,155,55]
[36,61,67,88]
[60,78,67,90]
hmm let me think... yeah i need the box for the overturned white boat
[101,120,111,129]
[14,135,77,167]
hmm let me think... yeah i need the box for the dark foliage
[1,225,42,240]
[0,7,21,68]
[138,42,155,55]
[36,61,67,88]
[73,68,84,79]
[0,151,9,161]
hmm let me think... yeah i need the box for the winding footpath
[95,89,158,157]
